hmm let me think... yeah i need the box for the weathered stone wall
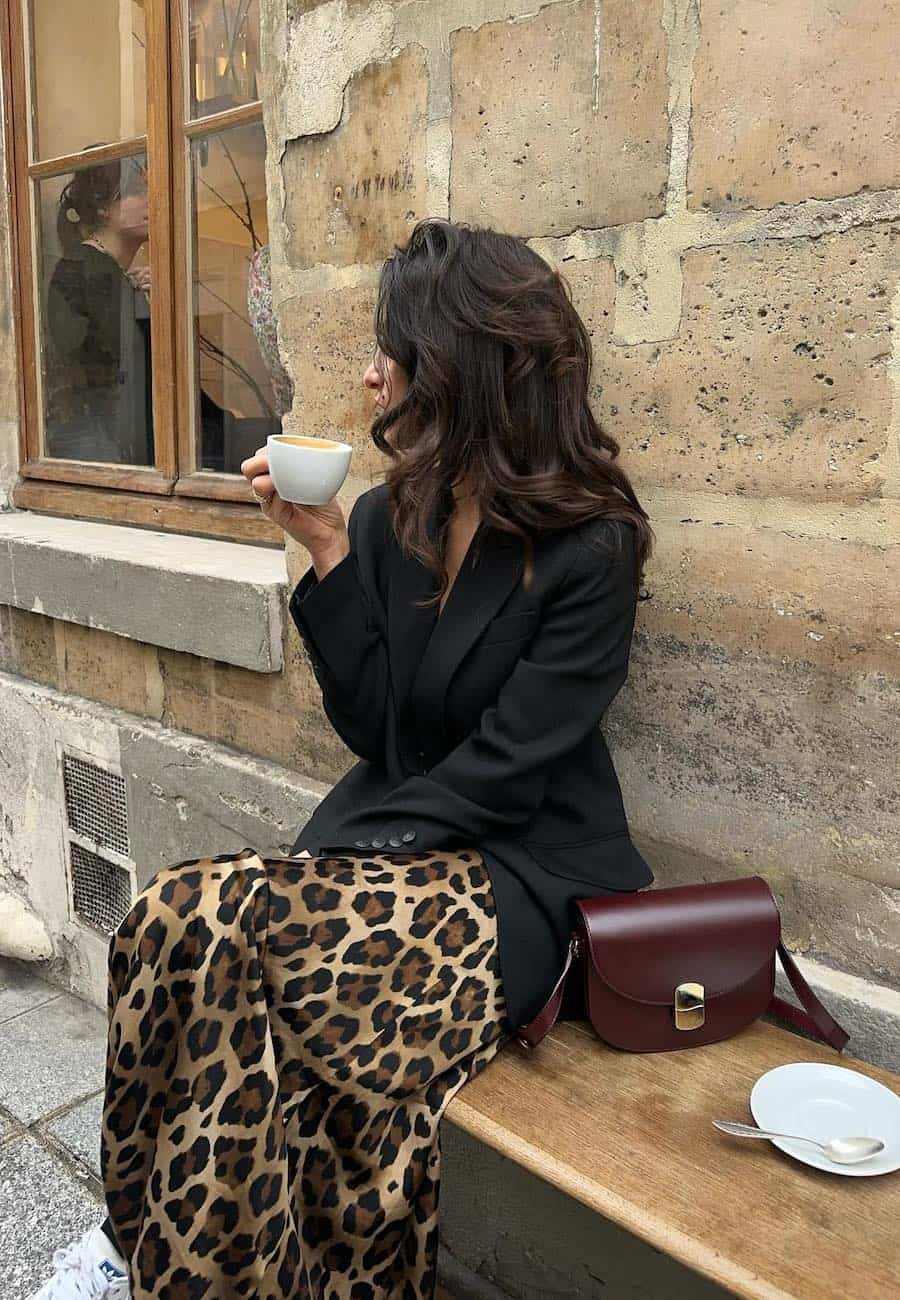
[263,0,900,990]
[0,0,897,998]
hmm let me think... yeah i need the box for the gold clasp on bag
[674,981,705,1030]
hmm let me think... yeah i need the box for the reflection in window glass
[188,0,261,120]
[190,120,291,473]
[30,1,146,161]
[39,154,153,465]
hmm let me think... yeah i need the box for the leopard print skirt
[102,846,509,1299]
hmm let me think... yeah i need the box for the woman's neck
[82,226,142,271]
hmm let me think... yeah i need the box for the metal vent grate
[62,754,130,855]
[70,843,133,934]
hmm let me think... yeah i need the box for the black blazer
[288,483,653,1027]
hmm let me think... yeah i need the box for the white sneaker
[30,1222,130,1299]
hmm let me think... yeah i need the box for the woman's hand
[128,266,151,295]
[241,446,350,578]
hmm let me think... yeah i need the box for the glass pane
[36,153,154,465]
[187,0,262,120]
[29,1,147,161]
[190,120,289,473]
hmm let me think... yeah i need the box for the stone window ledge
[0,511,287,672]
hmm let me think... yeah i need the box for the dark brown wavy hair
[56,150,147,256]
[371,218,652,604]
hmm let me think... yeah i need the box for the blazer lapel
[386,492,447,722]
[410,522,524,738]
[387,491,525,738]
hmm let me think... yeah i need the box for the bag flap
[576,876,780,1005]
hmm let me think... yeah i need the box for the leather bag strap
[771,939,849,1052]
[517,935,578,1050]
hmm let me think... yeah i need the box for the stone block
[283,48,428,269]
[576,224,897,498]
[450,0,669,237]
[563,252,616,341]
[689,0,900,211]
[278,280,386,482]
[206,683,352,792]
[7,607,59,688]
[59,622,155,717]
[158,645,215,736]
[213,657,286,711]
[160,691,216,743]
[209,693,301,771]
[120,723,325,879]
[558,252,616,408]
[157,645,214,697]
[638,509,898,675]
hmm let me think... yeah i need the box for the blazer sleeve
[316,522,639,852]
[288,494,389,762]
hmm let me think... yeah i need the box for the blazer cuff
[318,810,460,855]
[319,825,423,853]
[288,551,371,673]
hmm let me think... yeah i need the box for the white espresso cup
[266,433,352,505]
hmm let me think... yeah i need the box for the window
[2,0,289,543]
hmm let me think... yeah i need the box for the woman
[45,154,154,464]
[45,152,229,469]
[34,219,653,1300]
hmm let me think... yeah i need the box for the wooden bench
[445,1018,900,1300]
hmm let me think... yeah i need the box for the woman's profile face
[107,185,150,243]
[364,346,408,428]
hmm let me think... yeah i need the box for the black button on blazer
[288,483,653,1028]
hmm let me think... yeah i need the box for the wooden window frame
[1,0,282,544]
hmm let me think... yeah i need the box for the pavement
[0,957,107,1298]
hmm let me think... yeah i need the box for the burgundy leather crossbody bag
[519,876,849,1053]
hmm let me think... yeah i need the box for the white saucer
[750,1062,900,1177]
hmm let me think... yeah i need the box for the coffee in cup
[266,433,352,505]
